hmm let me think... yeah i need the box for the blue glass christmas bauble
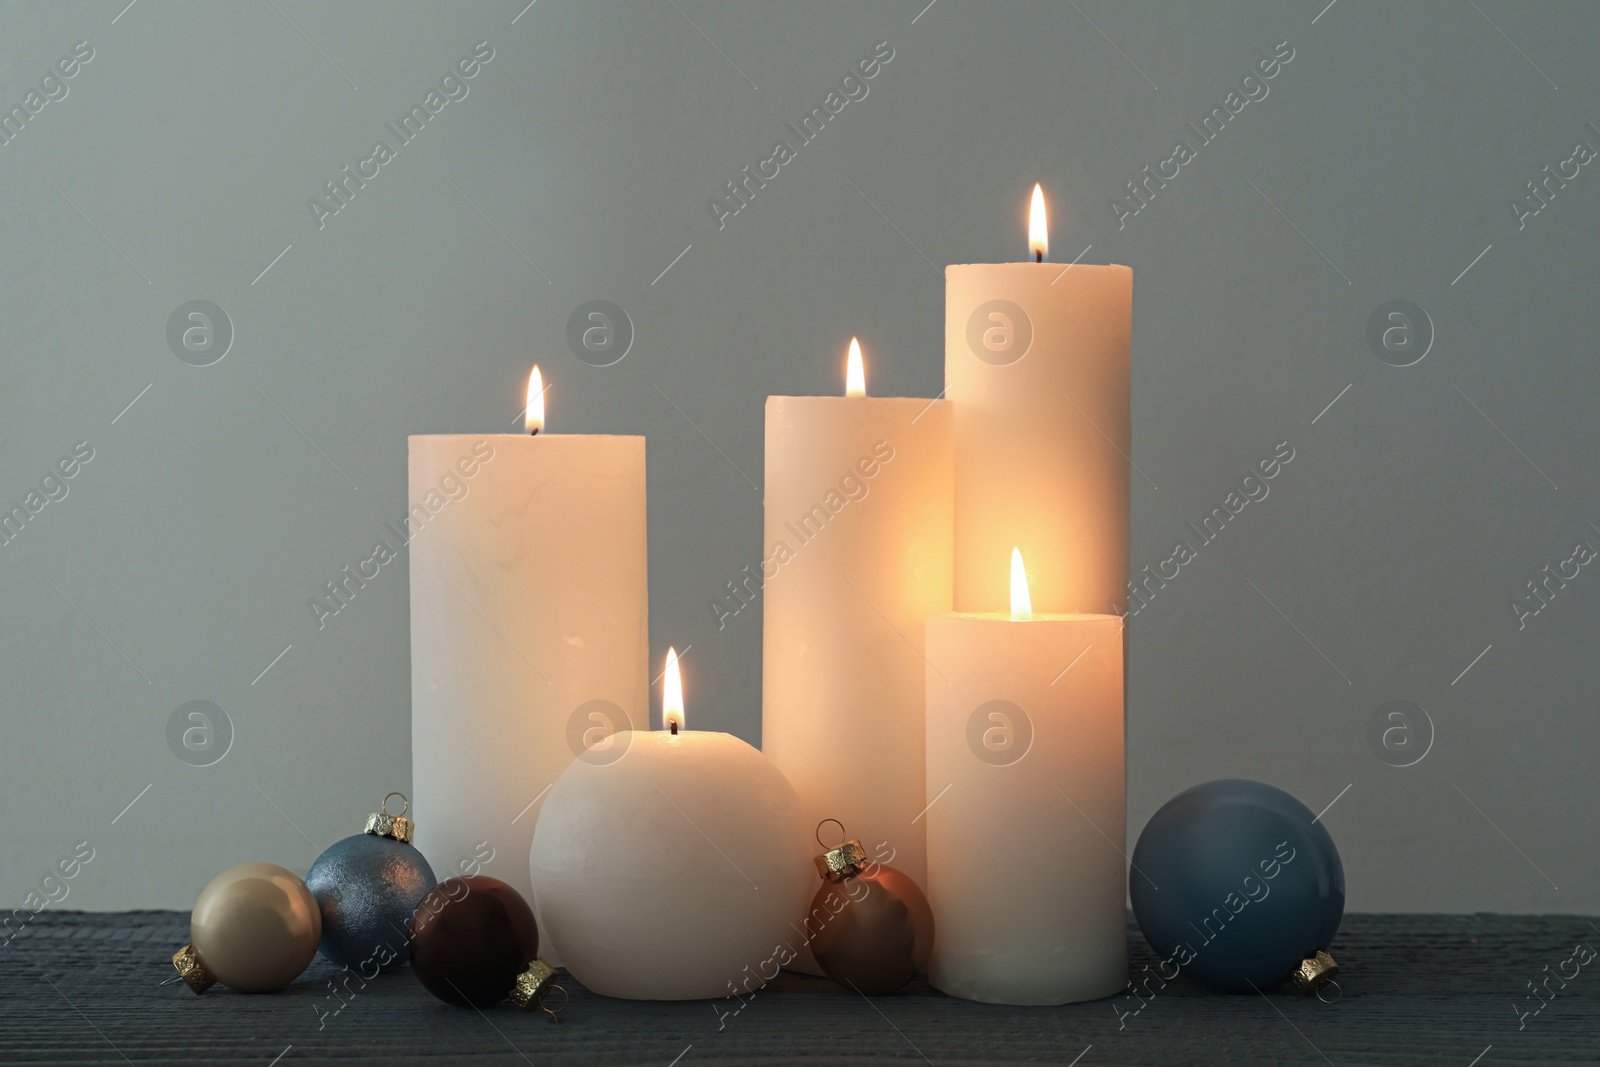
[1130,779,1343,992]
[307,832,437,972]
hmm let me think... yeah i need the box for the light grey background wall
[2,0,1595,914]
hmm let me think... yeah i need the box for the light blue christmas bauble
[306,831,436,972]
[1130,779,1343,992]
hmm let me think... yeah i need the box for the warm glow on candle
[846,337,866,397]
[1028,184,1048,262]
[1010,547,1033,619]
[663,646,685,733]
[525,366,546,434]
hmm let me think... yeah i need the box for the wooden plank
[1,912,1594,1065]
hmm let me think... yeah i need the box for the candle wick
[670,721,678,736]
[528,427,541,437]
[1035,250,1044,263]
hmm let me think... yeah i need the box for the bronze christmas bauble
[409,876,541,1008]
[809,864,934,994]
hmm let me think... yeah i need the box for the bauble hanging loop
[364,791,414,843]
[814,818,847,850]
[1291,950,1339,996]
[509,958,568,1021]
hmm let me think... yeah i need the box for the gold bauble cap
[813,819,868,882]
[363,791,414,844]
[170,944,216,994]
[814,839,867,882]
[1290,950,1339,995]
[510,959,566,1020]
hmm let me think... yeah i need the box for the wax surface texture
[529,730,813,1000]
[945,263,1131,614]
[924,612,1126,1005]
[409,434,648,921]
[763,395,951,890]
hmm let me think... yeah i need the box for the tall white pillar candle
[925,551,1126,1004]
[946,188,1131,613]
[763,340,951,894]
[409,369,648,916]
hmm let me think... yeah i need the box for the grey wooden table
[1,912,1594,1066]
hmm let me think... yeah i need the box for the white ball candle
[530,650,813,1000]
[925,550,1126,1005]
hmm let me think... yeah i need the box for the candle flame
[1028,184,1048,261]
[663,646,685,732]
[1010,547,1033,619]
[845,337,866,397]
[525,366,546,434]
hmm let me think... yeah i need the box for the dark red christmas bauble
[408,876,540,1008]
[809,864,934,995]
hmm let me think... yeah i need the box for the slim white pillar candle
[763,340,951,894]
[409,370,648,919]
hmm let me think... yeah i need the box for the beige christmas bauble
[191,862,321,992]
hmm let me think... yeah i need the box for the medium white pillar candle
[925,551,1126,1005]
[410,368,648,918]
[946,187,1131,614]
[763,339,951,893]
[530,650,813,1000]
